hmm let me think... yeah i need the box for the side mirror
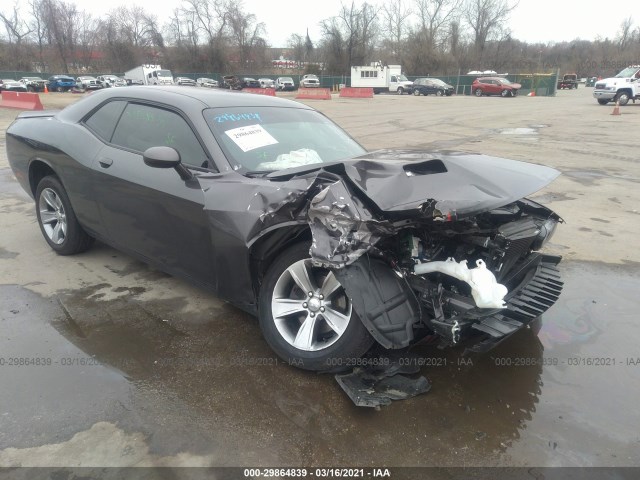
[143,146,193,181]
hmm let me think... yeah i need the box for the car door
[90,101,216,286]
[485,79,499,95]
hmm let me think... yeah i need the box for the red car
[472,77,521,97]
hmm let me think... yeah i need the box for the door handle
[98,157,113,168]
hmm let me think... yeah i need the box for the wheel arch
[248,224,312,297]
[28,159,58,197]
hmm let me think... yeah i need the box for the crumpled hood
[333,149,560,218]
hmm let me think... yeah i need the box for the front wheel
[413,89,420,96]
[436,90,443,96]
[258,243,374,371]
[597,99,609,105]
[56,86,63,92]
[35,176,94,255]
[397,87,404,95]
[615,91,630,106]
[501,89,509,97]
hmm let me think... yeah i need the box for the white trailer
[350,63,413,94]
[124,64,174,86]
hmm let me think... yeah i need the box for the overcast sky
[71,0,625,49]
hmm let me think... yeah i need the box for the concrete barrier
[243,88,276,96]
[296,88,332,100]
[339,87,374,98]
[0,91,44,111]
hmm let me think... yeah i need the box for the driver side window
[111,103,209,168]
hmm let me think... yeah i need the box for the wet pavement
[1,260,639,467]
[1,89,640,469]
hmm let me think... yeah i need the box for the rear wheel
[259,243,374,371]
[474,88,483,97]
[35,176,94,255]
[56,86,63,92]
[436,89,443,96]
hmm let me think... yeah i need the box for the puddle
[1,261,640,466]
[500,128,538,135]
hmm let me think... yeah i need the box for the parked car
[174,77,197,86]
[47,75,76,92]
[410,78,454,96]
[76,76,103,90]
[242,77,260,88]
[19,76,47,92]
[0,79,27,92]
[557,73,578,90]
[585,76,597,87]
[197,78,219,88]
[275,77,295,91]
[472,77,521,97]
[6,86,563,371]
[300,74,320,88]
[258,78,275,89]
[97,75,126,87]
[222,75,243,90]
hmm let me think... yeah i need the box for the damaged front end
[296,151,564,354]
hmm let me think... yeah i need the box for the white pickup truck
[593,66,640,105]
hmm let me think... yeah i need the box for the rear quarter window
[83,100,126,142]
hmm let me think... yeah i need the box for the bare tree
[0,4,33,70]
[320,1,379,74]
[617,16,634,51]
[182,0,230,72]
[380,0,412,59]
[463,0,517,55]
[414,0,461,49]
[41,0,82,73]
[226,3,266,70]
[28,0,48,71]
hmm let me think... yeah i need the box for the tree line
[1,0,638,77]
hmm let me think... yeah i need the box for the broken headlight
[531,218,558,251]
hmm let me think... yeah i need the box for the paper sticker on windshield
[225,124,278,152]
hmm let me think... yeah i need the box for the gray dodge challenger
[6,86,563,371]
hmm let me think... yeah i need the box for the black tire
[258,242,374,371]
[436,89,443,96]
[597,99,609,105]
[615,91,630,106]
[413,89,420,96]
[35,176,94,255]
[397,87,404,95]
[474,88,483,97]
[56,86,63,93]
[501,89,509,97]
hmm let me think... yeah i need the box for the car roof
[58,85,312,122]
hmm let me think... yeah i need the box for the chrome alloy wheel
[38,187,67,245]
[271,259,352,351]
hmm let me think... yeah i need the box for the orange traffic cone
[527,90,536,97]
[44,84,48,94]
[611,101,620,116]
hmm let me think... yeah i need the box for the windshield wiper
[244,170,274,177]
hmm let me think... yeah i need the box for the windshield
[432,79,447,86]
[280,77,293,82]
[157,70,172,78]
[615,67,640,78]
[204,107,367,173]
[398,74,409,82]
[498,78,513,84]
